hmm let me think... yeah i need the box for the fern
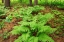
[19,5,45,16]
[0,6,8,16]
[51,10,61,15]
[0,6,4,15]
[5,14,13,22]
[33,5,45,12]
[10,5,56,42]
[11,12,56,42]
[0,21,4,29]
[38,33,54,42]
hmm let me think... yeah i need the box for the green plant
[0,6,8,15]
[51,10,61,15]
[3,32,9,39]
[0,6,5,16]
[33,5,45,12]
[0,10,4,14]
[0,31,9,39]
[19,5,45,15]
[5,5,44,22]
[51,10,64,28]
[5,14,13,22]
[0,20,4,29]
[11,13,56,42]
[57,6,64,9]
[58,14,64,28]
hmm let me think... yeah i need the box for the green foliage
[57,6,64,9]
[0,31,9,39]
[3,31,9,39]
[0,21,4,29]
[0,6,5,16]
[56,14,64,28]
[5,14,13,22]
[33,5,45,12]
[5,5,44,23]
[51,10,61,15]
[19,5,45,15]
[0,6,8,16]
[0,6,5,29]
[11,12,56,42]
[0,10,4,15]
[10,0,64,6]
[51,10,64,28]
[38,33,54,42]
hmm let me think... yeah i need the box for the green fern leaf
[38,26,57,34]
[38,33,54,42]
[14,33,30,42]
[11,26,30,35]
[28,36,38,42]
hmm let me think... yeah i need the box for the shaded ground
[0,18,22,42]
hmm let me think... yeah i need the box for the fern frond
[28,36,38,42]
[11,25,30,35]
[38,33,54,42]
[14,33,30,42]
[11,6,56,42]
[38,26,57,34]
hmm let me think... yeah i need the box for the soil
[0,6,64,42]
[45,6,64,42]
[0,18,22,42]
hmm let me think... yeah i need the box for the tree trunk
[4,0,10,7]
[29,0,32,6]
[34,0,38,5]
[2,0,4,3]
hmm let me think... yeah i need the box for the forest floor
[0,6,64,42]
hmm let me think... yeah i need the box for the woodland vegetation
[0,0,64,42]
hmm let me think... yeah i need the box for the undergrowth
[0,6,5,16]
[5,5,45,22]
[10,6,56,42]
[51,10,64,28]
[0,21,4,29]
[0,6,8,16]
